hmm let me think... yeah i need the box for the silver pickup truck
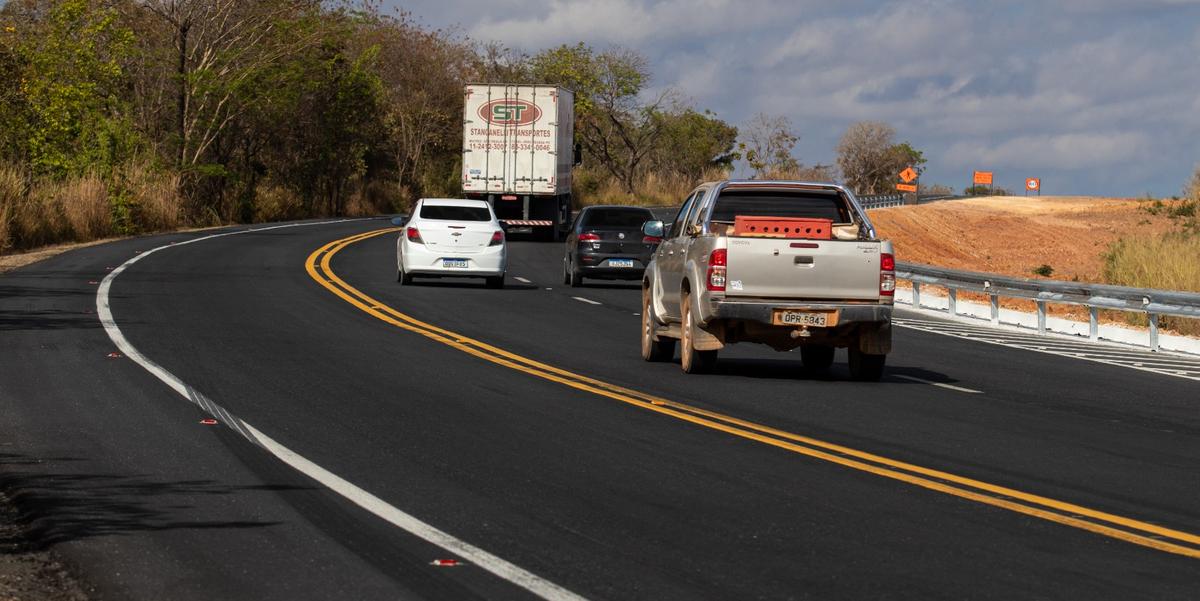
[639,180,894,380]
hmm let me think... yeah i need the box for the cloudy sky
[385,0,1200,197]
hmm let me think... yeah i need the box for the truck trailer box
[462,84,574,197]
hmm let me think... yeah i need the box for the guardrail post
[912,282,921,308]
[1037,301,1047,334]
[947,288,957,316]
[1148,313,1159,352]
[1089,307,1099,341]
[990,295,999,325]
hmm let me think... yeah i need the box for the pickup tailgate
[725,238,882,300]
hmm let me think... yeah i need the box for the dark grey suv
[562,206,660,287]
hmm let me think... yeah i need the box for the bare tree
[739,113,799,177]
[836,120,899,195]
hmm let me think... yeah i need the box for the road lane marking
[99,222,588,601]
[572,297,601,305]
[308,229,1200,560]
[893,374,982,394]
[515,276,532,284]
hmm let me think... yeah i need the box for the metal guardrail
[896,261,1200,351]
[858,194,905,208]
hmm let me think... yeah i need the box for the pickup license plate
[774,310,837,327]
[442,259,469,269]
[608,259,635,268]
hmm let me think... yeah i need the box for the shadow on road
[0,453,307,551]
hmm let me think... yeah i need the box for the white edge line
[895,323,1200,382]
[893,374,983,394]
[96,219,588,601]
[571,296,601,306]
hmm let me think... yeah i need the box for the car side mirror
[642,220,665,238]
[390,215,408,226]
[573,143,583,166]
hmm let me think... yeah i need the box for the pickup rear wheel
[800,344,835,375]
[848,345,886,382]
[641,287,675,362]
[680,292,717,374]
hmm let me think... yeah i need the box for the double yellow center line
[307,227,1200,560]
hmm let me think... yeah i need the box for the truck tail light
[578,233,600,242]
[406,227,423,244]
[707,248,727,292]
[880,252,895,296]
[489,230,504,246]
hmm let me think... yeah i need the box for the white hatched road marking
[893,374,983,394]
[894,316,1200,382]
[572,297,602,305]
[97,220,588,601]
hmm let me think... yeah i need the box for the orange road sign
[896,183,918,193]
[899,167,917,183]
[973,171,993,185]
[1026,178,1040,191]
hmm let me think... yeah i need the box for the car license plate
[609,259,635,268]
[442,259,469,268]
[774,310,836,327]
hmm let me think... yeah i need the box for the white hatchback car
[396,198,507,288]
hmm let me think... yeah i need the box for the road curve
[2,219,1198,600]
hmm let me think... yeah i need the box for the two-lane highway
[2,219,1198,599]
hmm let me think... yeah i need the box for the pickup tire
[848,346,886,382]
[680,292,718,374]
[800,344,835,374]
[640,287,675,362]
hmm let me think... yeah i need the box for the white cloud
[945,132,1151,170]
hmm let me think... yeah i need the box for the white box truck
[462,84,575,239]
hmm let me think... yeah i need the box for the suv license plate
[443,259,469,269]
[776,310,833,327]
[609,259,635,268]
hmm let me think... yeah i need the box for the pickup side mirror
[642,220,665,238]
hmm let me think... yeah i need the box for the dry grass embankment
[869,195,1200,335]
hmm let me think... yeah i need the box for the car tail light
[642,236,662,244]
[406,227,422,244]
[489,230,504,246]
[880,252,895,296]
[707,248,727,292]
[578,233,600,242]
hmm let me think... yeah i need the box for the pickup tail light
[642,236,662,245]
[578,233,601,242]
[707,248,727,292]
[406,227,422,244]
[880,252,895,296]
[489,230,504,246]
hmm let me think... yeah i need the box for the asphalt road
[2,219,1198,600]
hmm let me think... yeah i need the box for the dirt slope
[868,196,1178,282]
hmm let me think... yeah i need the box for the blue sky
[386,0,1200,197]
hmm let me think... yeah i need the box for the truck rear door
[713,188,883,300]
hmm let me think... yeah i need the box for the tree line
[0,0,929,253]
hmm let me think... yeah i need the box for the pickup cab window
[709,190,851,224]
[669,193,698,238]
[681,190,707,234]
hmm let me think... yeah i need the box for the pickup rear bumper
[705,299,892,327]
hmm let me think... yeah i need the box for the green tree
[652,108,738,181]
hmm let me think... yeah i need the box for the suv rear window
[710,190,850,223]
[420,204,492,221]
[582,208,654,228]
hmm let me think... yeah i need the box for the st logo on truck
[479,100,541,126]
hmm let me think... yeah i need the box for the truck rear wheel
[848,345,886,382]
[680,293,717,374]
[641,287,675,362]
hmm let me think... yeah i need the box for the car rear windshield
[709,190,851,223]
[582,208,654,228]
[420,204,491,221]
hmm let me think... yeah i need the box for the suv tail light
[707,248,727,292]
[406,227,423,244]
[642,235,662,244]
[880,252,895,296]
[578,233,600,242]
[489,230,504,246]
